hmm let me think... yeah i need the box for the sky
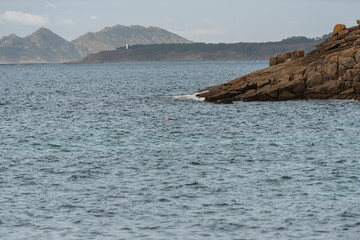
[1,0,360,43]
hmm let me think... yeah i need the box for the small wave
[328,99,359,103]
[173,91,208,102]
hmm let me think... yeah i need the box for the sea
[0,61,359,240]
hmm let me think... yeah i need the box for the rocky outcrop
[196,23,360,103]
[269,50,304,66]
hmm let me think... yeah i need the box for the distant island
[0,24,331,64]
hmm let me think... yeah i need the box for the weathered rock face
[196,24,360,103]
[269,50,304,66]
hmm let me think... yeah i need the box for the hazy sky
[1,0,360,43]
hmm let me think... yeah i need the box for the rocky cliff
[196,23,360,103]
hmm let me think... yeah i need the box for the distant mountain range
[0,25,192,64]
[0,24,331,64]
[77,34,332,63]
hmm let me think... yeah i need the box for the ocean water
[0,61,360,240]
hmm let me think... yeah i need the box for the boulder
[269,50,304,66]
[333,24,346,36]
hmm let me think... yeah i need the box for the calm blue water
[0,61,360,240]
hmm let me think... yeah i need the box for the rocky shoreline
[196,23,360,103]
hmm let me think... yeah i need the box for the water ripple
[0,62,359,239]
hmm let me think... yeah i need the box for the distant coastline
[72,35,331,64]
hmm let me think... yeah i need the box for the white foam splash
[173,91,208,102]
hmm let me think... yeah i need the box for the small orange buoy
[168,118,179,121]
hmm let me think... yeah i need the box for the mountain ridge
[72,24,193,54]
[0,28,81,64]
